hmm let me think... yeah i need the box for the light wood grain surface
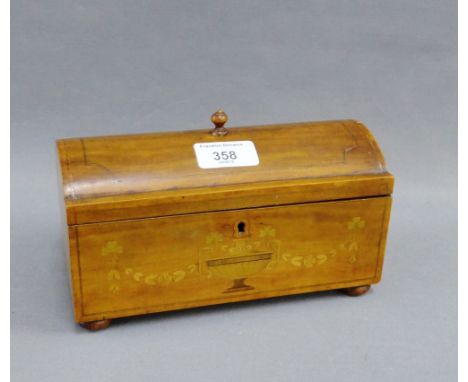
[57,119,393,224]
[56,118,393,326]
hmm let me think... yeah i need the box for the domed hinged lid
[57,112,394,225]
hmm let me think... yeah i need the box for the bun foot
[80,319,111,331]
[342,285,371,297]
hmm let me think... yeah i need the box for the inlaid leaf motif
[282,253,291,261]
[348,242,358,251]
[259,226,276,238]
[158,272,172,286]
[133,272,144,281]
[316,254,327,264]
[347,217,366,230]
[109,284,119,293]
[101,241,123,256]
[304,255,316,268]
[348,254,358,264]
[107,269,120,281]
[187,264,197,273]
[291,256,303,267]
[173,270,186,282]
[144,274,158,285]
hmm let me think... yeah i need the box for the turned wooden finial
[211,109,228,136]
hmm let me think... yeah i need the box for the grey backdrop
[11,1,457,381]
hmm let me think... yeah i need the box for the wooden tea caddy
[56,110,393,330]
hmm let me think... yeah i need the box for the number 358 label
[193,140,260,169]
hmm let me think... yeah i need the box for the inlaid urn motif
[201,226,280,293]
